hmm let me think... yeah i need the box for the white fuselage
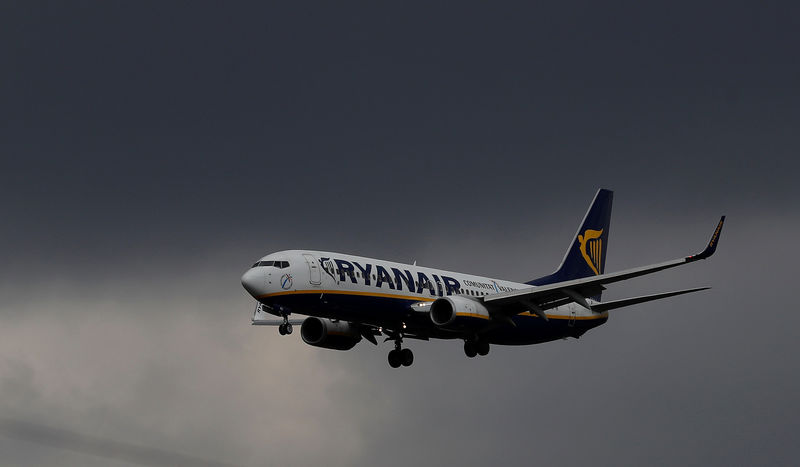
[241,249,605,345]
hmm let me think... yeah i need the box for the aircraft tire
[285,323,293,335]
[477,341,490,356]
[388,349,402,368]
[464,341,478,358]
[401,348,414,367]
[278,324,287,335]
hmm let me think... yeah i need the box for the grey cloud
[0,283,366,466]
[0,419,240,467]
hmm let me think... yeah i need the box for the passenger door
[303,253,322,286]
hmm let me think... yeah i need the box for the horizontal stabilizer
[591,287,710,312]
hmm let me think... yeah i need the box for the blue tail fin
[526,189,613,297]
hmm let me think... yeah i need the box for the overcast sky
[1,2,799,466]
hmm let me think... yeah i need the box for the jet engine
[300,317,362,350]
[430,295,491,329]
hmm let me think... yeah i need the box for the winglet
[688,216,725,261]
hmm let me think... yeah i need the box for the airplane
[241,189,724,368]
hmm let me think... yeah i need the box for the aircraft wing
[483,216,725,315]
[251,318,305,326]
[251,316,388,345]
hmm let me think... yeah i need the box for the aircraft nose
[241,268,264,297]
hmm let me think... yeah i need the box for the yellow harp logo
[578,229,604,275]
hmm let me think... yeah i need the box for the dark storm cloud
[1,2,799,466]
[2,1,798,262]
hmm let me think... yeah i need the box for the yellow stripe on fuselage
[257,289,435,302]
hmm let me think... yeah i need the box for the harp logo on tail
[578,229,604,275]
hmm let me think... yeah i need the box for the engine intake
[430,295,491,329]
[300,317,362,351]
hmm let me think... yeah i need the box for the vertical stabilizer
[526,189,613,298]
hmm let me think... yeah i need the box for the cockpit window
[251,260,289,268]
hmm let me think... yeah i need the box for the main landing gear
[387,337,414,368]
[463,340,490,358]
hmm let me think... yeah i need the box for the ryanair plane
[241,189,724,368]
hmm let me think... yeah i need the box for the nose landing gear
[278,322,293,335]
[275,306,292,336]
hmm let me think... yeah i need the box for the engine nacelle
[300,317,362,351]
[430,295,491,329]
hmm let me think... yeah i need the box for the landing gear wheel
[388,349,402,368]
[400,348,414,367]
[477,341,490,356]
[278,324,287,335]
[464,341,478,358]
[284,323,293,335]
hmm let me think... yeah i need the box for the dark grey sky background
[1,2,798,466]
